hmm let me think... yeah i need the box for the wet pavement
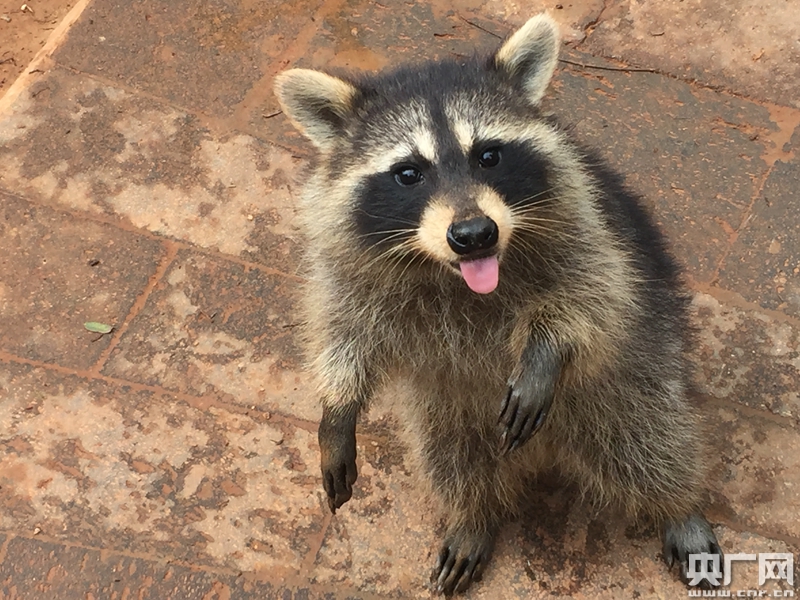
[0,0,798,598]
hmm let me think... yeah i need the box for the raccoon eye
[393,166,424,187]
[478,147,501,169]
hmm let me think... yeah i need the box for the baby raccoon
[275,13,723,595]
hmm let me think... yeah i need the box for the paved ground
[1,0,799,598]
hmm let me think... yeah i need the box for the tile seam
[0,0,95,112]
[226,0,354,129]
[709,163,774,284]
[1,345,797,433]
[8,9,800,144]
[578,0,609,39]
[88,241,179,374]
[461,12,800,114]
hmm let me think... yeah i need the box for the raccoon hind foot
[663,514,724,590]
[431,528,497,595]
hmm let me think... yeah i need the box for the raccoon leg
[318,402,359,513]
[498,334,562,454]
[422,419,518,595]
[555,380,723,588]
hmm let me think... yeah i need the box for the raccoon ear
[493,14,560,106]
[273,69,358,150]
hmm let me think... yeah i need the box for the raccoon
[274,13,724,595]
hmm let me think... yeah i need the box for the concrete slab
[0,67,303,275]
[0,361,325,575]
[546,59,774,283]
[0,191,165,370]
[692,292,800,421]
[0,535,349,599]
[718,131,800,318]
[52,0,326,119]
[706,399,800,541]
[583,0,800,109]
[101,250,313,420]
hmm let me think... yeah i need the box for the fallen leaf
[84,321,113,334]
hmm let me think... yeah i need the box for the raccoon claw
[431,531,495,595]
[498,338,560,454]
[497,382,551,455]
[663,514,724,590]
[322,457,357,513]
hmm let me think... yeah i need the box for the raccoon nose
[446,217,499,255]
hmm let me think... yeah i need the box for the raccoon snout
[446,217,499,256]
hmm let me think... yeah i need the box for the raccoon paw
[318,406,358,514]
[497,377,553,454]
[431,530,496,595]
[320,443,357,514]
[663,514,724,590]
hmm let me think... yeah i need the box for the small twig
[458,15,504,39]
[262,110,282,119]
[558,58,659,74]
[0,57,15,65]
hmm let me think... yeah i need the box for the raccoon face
[275,14,562,294]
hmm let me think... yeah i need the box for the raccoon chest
[384,296,515,378]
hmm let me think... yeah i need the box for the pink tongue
[459,256,499,294]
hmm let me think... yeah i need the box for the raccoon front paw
[320,440,357,514]
[663,514,724,590]
[431,529,496,595]
[318,405,359,514]
[497,376,553,454]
